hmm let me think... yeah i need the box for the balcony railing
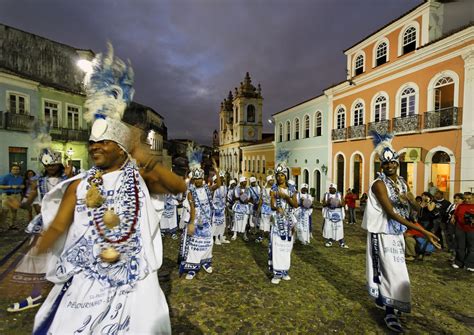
[392,114,421,134]
[348,124,366,139]
[4,112,35,132]
[424,107,461,129]
[51,128,89,142]
[332,128,347,141]
[368,119,390,134]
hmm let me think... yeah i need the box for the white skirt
[33,271,171,334]
[366,233,411,313]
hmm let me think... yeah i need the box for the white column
[461,49,474,192]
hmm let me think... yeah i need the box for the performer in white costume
[256,175,274,242]
[362,131,440,333]
[295,183,313,245]
[6,150,72,313]
[248,176,261,230]
[226,179,237,234]
[178,146,220,279]
[268,150,298,284]
[32,45,186,335]
[160,193,180,239]
[322,183,348,248]
[212,172,230,245]
[232,177,250,241]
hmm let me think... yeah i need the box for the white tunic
[34,168,171,334]
[322,192,345,241]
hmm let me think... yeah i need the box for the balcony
[368,119,390,134]
[348,124,366,139]
[332,128,347,141]
[51,128,89,142]
[4,112,35,132]
[392,114,421,134]
[424,107,461,130]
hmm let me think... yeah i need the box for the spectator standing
[359,192,368,216]
[0,164,24,231]
[452,192,474,271]
[433,191,451,249]
[344,188,358,224]
[446,193,464,259]
[418,192,436,231]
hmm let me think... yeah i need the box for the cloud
[0,0,421,145]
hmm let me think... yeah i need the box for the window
[286,121,291,141]
[262,159,266,174]
[400,87,416,117]
[376,42,387,66]
[294,118,300,140]
[336,108,345,129]
[402,27,416,54]
[247,105,255,122]
[304,115,310,138]
[434,76,454,110]
[374,95,387,122]
[44,101,60,128]
[257,159,260,173]
[315,112,322,136]
[67,105,80,129]
[354,55,364,75]
[8,93,28,114]
[353,102,364,126]
[234,107,238,124]
[278,123,283,142]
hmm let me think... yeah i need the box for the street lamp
[66,147,74,159]
[321,164,328,175]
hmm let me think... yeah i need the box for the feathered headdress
[31,122,62,166]
[186,144,204,179]
[275,148,291,178]
[371,130,399,163]
[82,43,134,152]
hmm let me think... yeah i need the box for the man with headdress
[248,176,261,232]
[178,146,220,279]
[322,183,348,248]
[212,171,230,245]
[362,131,440,333]
[32,45,185,334]
[269,150,298,284]
[6,149,72,313]
[256,174,274,242]
[231,176,251,241]
[295,183,313,245]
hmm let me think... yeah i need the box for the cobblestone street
[1,209,472,334]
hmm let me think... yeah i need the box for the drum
[302,198,312,209]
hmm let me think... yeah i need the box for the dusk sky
[1,0,421,145]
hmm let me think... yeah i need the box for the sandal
[7,295,43,313]
[384,314,404,333]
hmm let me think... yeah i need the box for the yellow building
[241,135,274,185]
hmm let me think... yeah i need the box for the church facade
[218,72,263,179]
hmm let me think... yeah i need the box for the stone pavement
[0,209,473,334]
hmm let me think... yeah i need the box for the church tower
[232,72,263,143]
[218,72,263,178]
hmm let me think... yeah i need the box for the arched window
[376,42,388,66]
[315,112,322,137]
[286,121,291,141]
[355,54,364,75]
[234,107,238,124]
[304,115,310,138]
[353,102,364,126]
[400,87,416,117]
[278,123,283,142]
[374,95,387,122]
[402,26,417,54]
[247,105,255,122]
[434,76,454,110]
[336,108,346,129]
[294,118,300,140]
[303,169,309,184]
[262,159,266,174]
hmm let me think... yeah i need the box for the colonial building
[324,0,474,198]
[123,102,172,169]
[218,72,263,179]
[241,134,274,185]
[273,94,330,201]
[0,23,93,173]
